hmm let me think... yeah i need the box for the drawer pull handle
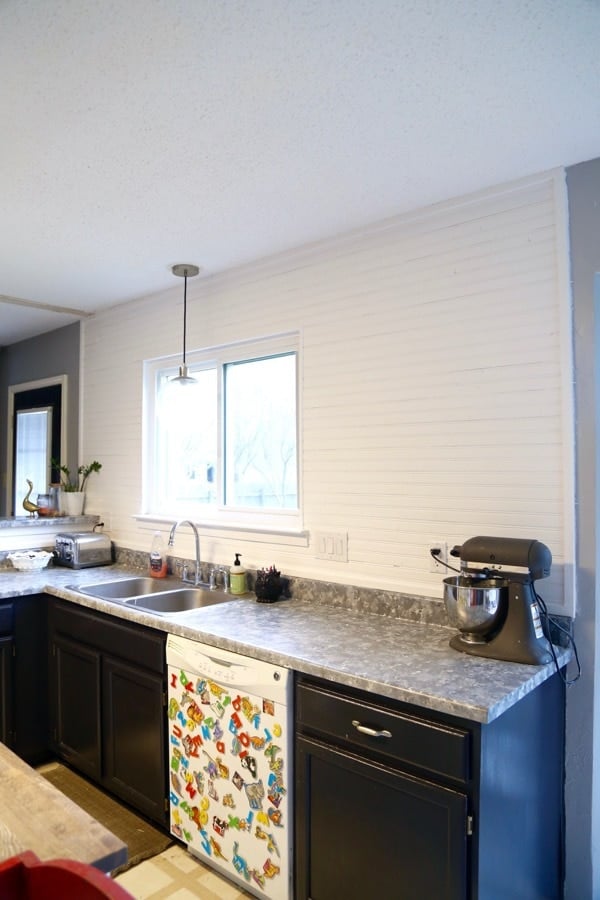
[351,719,392,739]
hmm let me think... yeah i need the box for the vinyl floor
[114,843,254,899]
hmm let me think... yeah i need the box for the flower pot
[254,568,289,603]
[62,492,85,516]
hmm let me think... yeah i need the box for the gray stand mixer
[443,536,553,665]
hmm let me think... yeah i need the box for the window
[8,379,65,516]
[14,407,52,512]
[144,333,300,531]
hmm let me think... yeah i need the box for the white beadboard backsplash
[81,170,574,615]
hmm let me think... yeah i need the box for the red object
[0,852,133,899]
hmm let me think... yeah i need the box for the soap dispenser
[230,553,247,595]
[150,531,168,578]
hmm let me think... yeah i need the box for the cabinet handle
[351,719,392,739]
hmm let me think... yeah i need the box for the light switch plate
[315,530,348,562]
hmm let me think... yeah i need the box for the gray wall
[565,157,600,898]
[0,322,80,516]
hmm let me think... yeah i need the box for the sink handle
[217,566,230,593]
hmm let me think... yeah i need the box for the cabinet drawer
[0,602,14,635]
[296,680,470,783]
[52,600,165,673]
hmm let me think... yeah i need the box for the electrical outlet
[428,540,448,574]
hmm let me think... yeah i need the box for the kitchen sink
[123,587,231,614]
[75,576,178,600]
[71,576,233,615]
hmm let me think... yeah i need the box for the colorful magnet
[244,779,265,810]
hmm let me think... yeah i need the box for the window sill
[133,514,309,548]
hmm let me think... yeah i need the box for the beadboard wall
[81,170,575,615]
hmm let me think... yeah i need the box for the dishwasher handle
[351,719,392,740]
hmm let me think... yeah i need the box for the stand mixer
[443,535,552,665]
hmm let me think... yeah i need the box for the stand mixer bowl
[443,575,508,642]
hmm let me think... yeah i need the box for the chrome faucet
[168,519,202,586]
[217,566,230,593]
[208,566,230,592]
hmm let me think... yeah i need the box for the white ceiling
[1,0,599,347]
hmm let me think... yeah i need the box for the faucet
[208,566,230,592]
[168,520,202,586]
[217,566,230,593]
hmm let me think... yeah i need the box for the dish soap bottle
[230,553,247,595]
[150,531,168,578]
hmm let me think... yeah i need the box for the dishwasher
[166,634,292,900]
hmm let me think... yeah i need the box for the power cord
[534,583,581,685]
[431,548,581,684]
[429,548,462,574]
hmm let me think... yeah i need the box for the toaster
[54,532,113,568]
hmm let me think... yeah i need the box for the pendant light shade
[171,263,200,385]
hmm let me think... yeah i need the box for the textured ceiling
[1,0,600,345]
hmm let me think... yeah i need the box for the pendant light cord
[182,271,188,365]
[170,263,199,383]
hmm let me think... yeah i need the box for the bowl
[443,575,507,637]
[8,550,53,572]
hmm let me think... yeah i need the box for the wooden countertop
[0,743,127,873]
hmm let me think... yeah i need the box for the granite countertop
[0,515,100,529]
[0,563,571,725]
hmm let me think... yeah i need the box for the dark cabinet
[0,595,49,765]
[0,633,14,746]
[297,735,468,899]
[52,635,102,779]
[295,673,565,900]
[102,655,166,822]
[0,601,15,747]
[49,599,168,826]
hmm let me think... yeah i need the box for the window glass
[155,368,217,513]
[145,334,299,528]
[14,408,51,509]
[224,354,297,509]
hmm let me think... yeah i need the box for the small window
[14,407,52,511]
[144,333,300,530]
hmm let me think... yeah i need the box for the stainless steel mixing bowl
[443,575,507,639]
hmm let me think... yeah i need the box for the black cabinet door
[296,734,468,900]
[0,634,14,747]
[13,594,49,764]
[50,635,102,780]
[102,655,167,826]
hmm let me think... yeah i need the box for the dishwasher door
[166,635,292,900]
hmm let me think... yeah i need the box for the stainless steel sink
[75,576,177,600]
[72,576,233,615]
[123,587,231,614]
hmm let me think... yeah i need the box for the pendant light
[171,263,200,385]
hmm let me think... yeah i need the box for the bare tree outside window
[225,354,297,509]
[150,343,298,520]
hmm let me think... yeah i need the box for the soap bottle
[150,531,168,578]
[230,553,247,595]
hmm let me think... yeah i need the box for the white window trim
[133,513,309,547]
[142,331,303,537]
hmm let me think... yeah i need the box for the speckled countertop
[0,563,570,725]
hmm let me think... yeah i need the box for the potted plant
[254,565,290,603]
[51,459,102,515]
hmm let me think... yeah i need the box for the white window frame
[141,332,303,536]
